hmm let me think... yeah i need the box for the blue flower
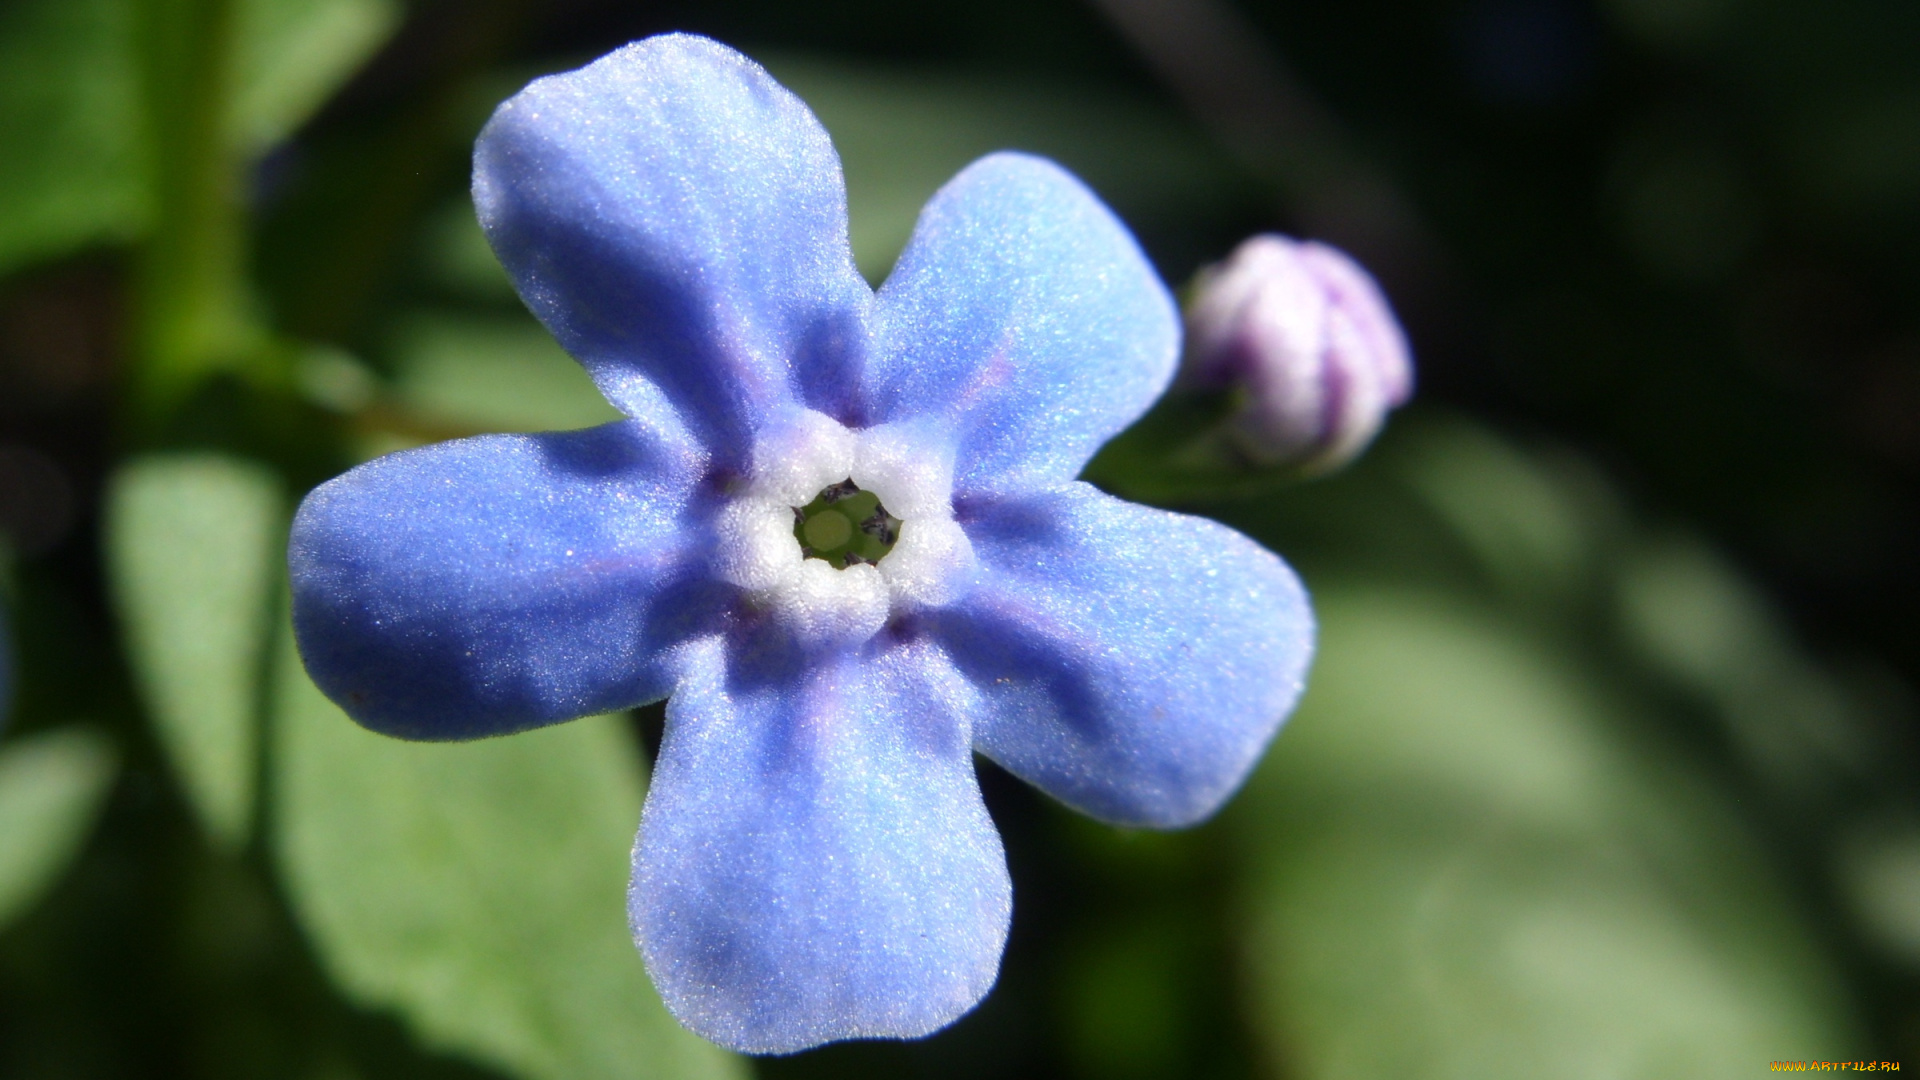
[289,33,1314,1055]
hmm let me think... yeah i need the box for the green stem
[131,0,253,433]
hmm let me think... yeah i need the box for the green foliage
[761,56,1249,281]
[1057,915,1190,1080]
[1393,420,1600,609]
[132,0,400,421]
[0,0,144,276]
[104,452,284,849]
[1230,586,1856,1078]
[388,312,622,436]
[1837,825,1920,967]
[1083,390,1285,505]
[0,0,396,279]
[1616,535,1874,795]
[0,727,118,929]
[233,0,399,154]
[271,629,744,1080]
[416,201,519,303]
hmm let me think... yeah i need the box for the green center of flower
[793,480,902,569]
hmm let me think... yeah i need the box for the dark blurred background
[1,0,1917,1076]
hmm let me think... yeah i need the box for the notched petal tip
[952,485,1315,829]
[633,642,1010,1054]
[652,958,1001,1057]
[287,427,704,740]
[869,150,1179,498]
[472,33,871,450]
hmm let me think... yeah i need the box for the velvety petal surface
[291,422,721,740]
[633,632,1009,1055]
[474,34,873,458]
[940,483,1313,828]
[866,153,1179,500]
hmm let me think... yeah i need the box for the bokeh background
[1,0,1917,1076]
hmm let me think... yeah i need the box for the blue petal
[290,423,719,740]
[474,34,873,458]
[939,483,1313,827]
[633,633,1009,1054]
[867,153,1179,500]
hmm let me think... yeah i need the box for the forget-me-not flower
[289,33,1314,1055]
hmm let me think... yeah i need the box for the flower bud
[1182,234,1413,472]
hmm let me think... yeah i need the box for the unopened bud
[1182,234,1413,472]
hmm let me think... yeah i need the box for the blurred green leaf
[1606,124,1758,284]
[105,452,283,850]
[417,198,518,302]
[1059,916,1188,1080]
[760,55,1246,281]
[389,313,622,434]
[1837,823,1920,968]
[1616,535,1872,795]
[0,0,145,277]
[1083,390,1303,506]
[0,727,118,929]
[1786,87,1920,222]
[1394,418,1598,608]
[1600,0,1737,51]
[0,0,394,282]
[271,628,743,1080]
[1231,587,1856,1078]
[233,0,399,153]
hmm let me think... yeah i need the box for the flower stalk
[129,0,264,434]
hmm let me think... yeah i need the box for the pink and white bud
[1182,234,1413,472]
